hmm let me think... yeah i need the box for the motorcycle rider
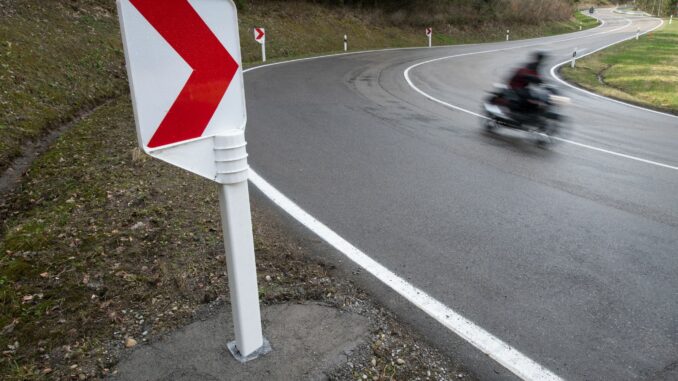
[506,51,548,117]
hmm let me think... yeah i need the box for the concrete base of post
[228,338,272,363]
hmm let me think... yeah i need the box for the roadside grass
[239,2,600,62]
[560,18,678,114]
[0,0,127,173]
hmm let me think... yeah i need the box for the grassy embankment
[0,1,598,379]
[560,18,678,114]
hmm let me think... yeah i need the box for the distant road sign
[254,27,265,44]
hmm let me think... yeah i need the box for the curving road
[244,9,678,380]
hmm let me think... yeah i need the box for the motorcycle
[481,83,570,145]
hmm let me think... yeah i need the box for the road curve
[244,9,678,380]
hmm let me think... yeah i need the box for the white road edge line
[248,170,563,381]
[404,15,678,172]
[236,13,626,381]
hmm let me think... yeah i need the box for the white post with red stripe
[426,27,432,48]
[344,34,348,52]
[117,0,269,362]
[254,27,266,62]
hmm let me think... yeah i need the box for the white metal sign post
[116,0,270,362]
[426,27,432,47]
[254,27,266,62]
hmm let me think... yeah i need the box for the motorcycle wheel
[483,117,497,132]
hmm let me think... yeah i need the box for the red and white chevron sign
[117,0,246,179]
[254,27,265,44]
[426,27,432,36]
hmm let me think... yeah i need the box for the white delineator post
[215,131,271,362]
[506,29,510,41]
[636,27,640,40]
[571,48,577,68]
[426,27,432,48]
[670,15,673,25]
[344,34,348,52]
[261,40,266,62]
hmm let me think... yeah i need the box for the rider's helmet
[531,51,548,69]
[532,51,547,64]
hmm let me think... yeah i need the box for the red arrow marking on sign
[129,0,239,148]
[255,28,265,40]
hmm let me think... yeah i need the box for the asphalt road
[244,9,678,380]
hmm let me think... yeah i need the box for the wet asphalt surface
[244,9,678,380]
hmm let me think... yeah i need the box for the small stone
[40,272,49,278]
[371,357,377,366]
[131,222,146,230]
[69,364,78,369]
[362,375,367,380]
[265,275,272,282]
[125,337,137,348]
[79,374,87,380]
[42,368,52,374]
[457,373,464,379]
[396,358,405,365]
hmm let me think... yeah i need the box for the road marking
[248,170,563,381]
[552,137,678,170]
[404,15,678,172]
